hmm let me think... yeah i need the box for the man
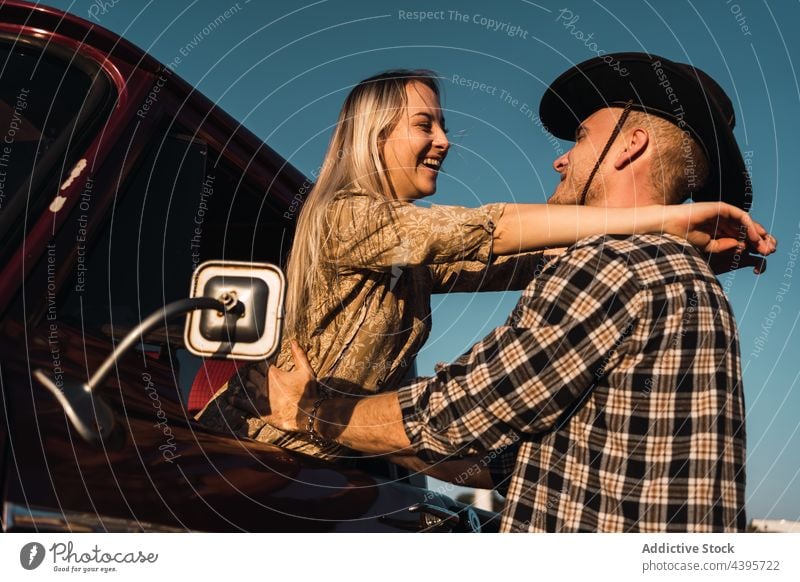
[261,53,775,532]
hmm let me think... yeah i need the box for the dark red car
[0,0,496,532]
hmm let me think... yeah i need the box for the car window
[0,35,115,255]
[60,130,209,332]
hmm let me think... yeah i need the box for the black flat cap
[539,52,751,209]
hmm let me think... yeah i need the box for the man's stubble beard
[548,187,580,205]
[547,177,604,206]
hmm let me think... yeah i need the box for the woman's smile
[381,80,449,201]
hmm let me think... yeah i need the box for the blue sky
[44,0,800,521]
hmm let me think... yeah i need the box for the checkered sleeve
[397,241,643,462]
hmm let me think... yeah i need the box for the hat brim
[539,53,751,209]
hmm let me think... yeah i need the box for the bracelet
[306,395,334,448]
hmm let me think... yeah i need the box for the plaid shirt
[398,234,746,532]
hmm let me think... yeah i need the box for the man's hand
[225,363,271,417]
[665,202,777,262]
[273,342,414,453]
[267,341,319,432]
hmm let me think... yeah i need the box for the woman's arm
[492,202,775,256]
[326,194,775,272]
[429,252,547,293]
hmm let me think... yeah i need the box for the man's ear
[613,127,649,170]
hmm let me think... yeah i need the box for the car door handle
[408,503,462,531]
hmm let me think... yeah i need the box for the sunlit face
[381,81,449,201]
[548,108,624,206]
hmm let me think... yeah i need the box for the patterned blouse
[197,189,545,457]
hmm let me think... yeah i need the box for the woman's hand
[706,248,768,275]
[259,341,318,433]
[664,202,777,259]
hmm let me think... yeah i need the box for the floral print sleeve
[428,251,550,293]
[323,190,506,272]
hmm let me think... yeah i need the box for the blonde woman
[197,69,770,457]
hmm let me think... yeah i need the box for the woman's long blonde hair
[283,69,441,344]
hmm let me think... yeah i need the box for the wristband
[306,396,334,447]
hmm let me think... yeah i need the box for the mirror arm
[32,298,227,448]
[88,297,225,391]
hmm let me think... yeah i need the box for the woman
[197,69,771,457]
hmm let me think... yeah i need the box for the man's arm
[266,349,509,489]
[315,391,410,454]
[262,350,408,453]
[267,239,642,462]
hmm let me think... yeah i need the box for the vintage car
[0,0,496,532]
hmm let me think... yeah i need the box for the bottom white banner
[1,532,798,581]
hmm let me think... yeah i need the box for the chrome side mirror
[184,260,284,361]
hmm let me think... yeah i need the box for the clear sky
[44,0,799,521]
